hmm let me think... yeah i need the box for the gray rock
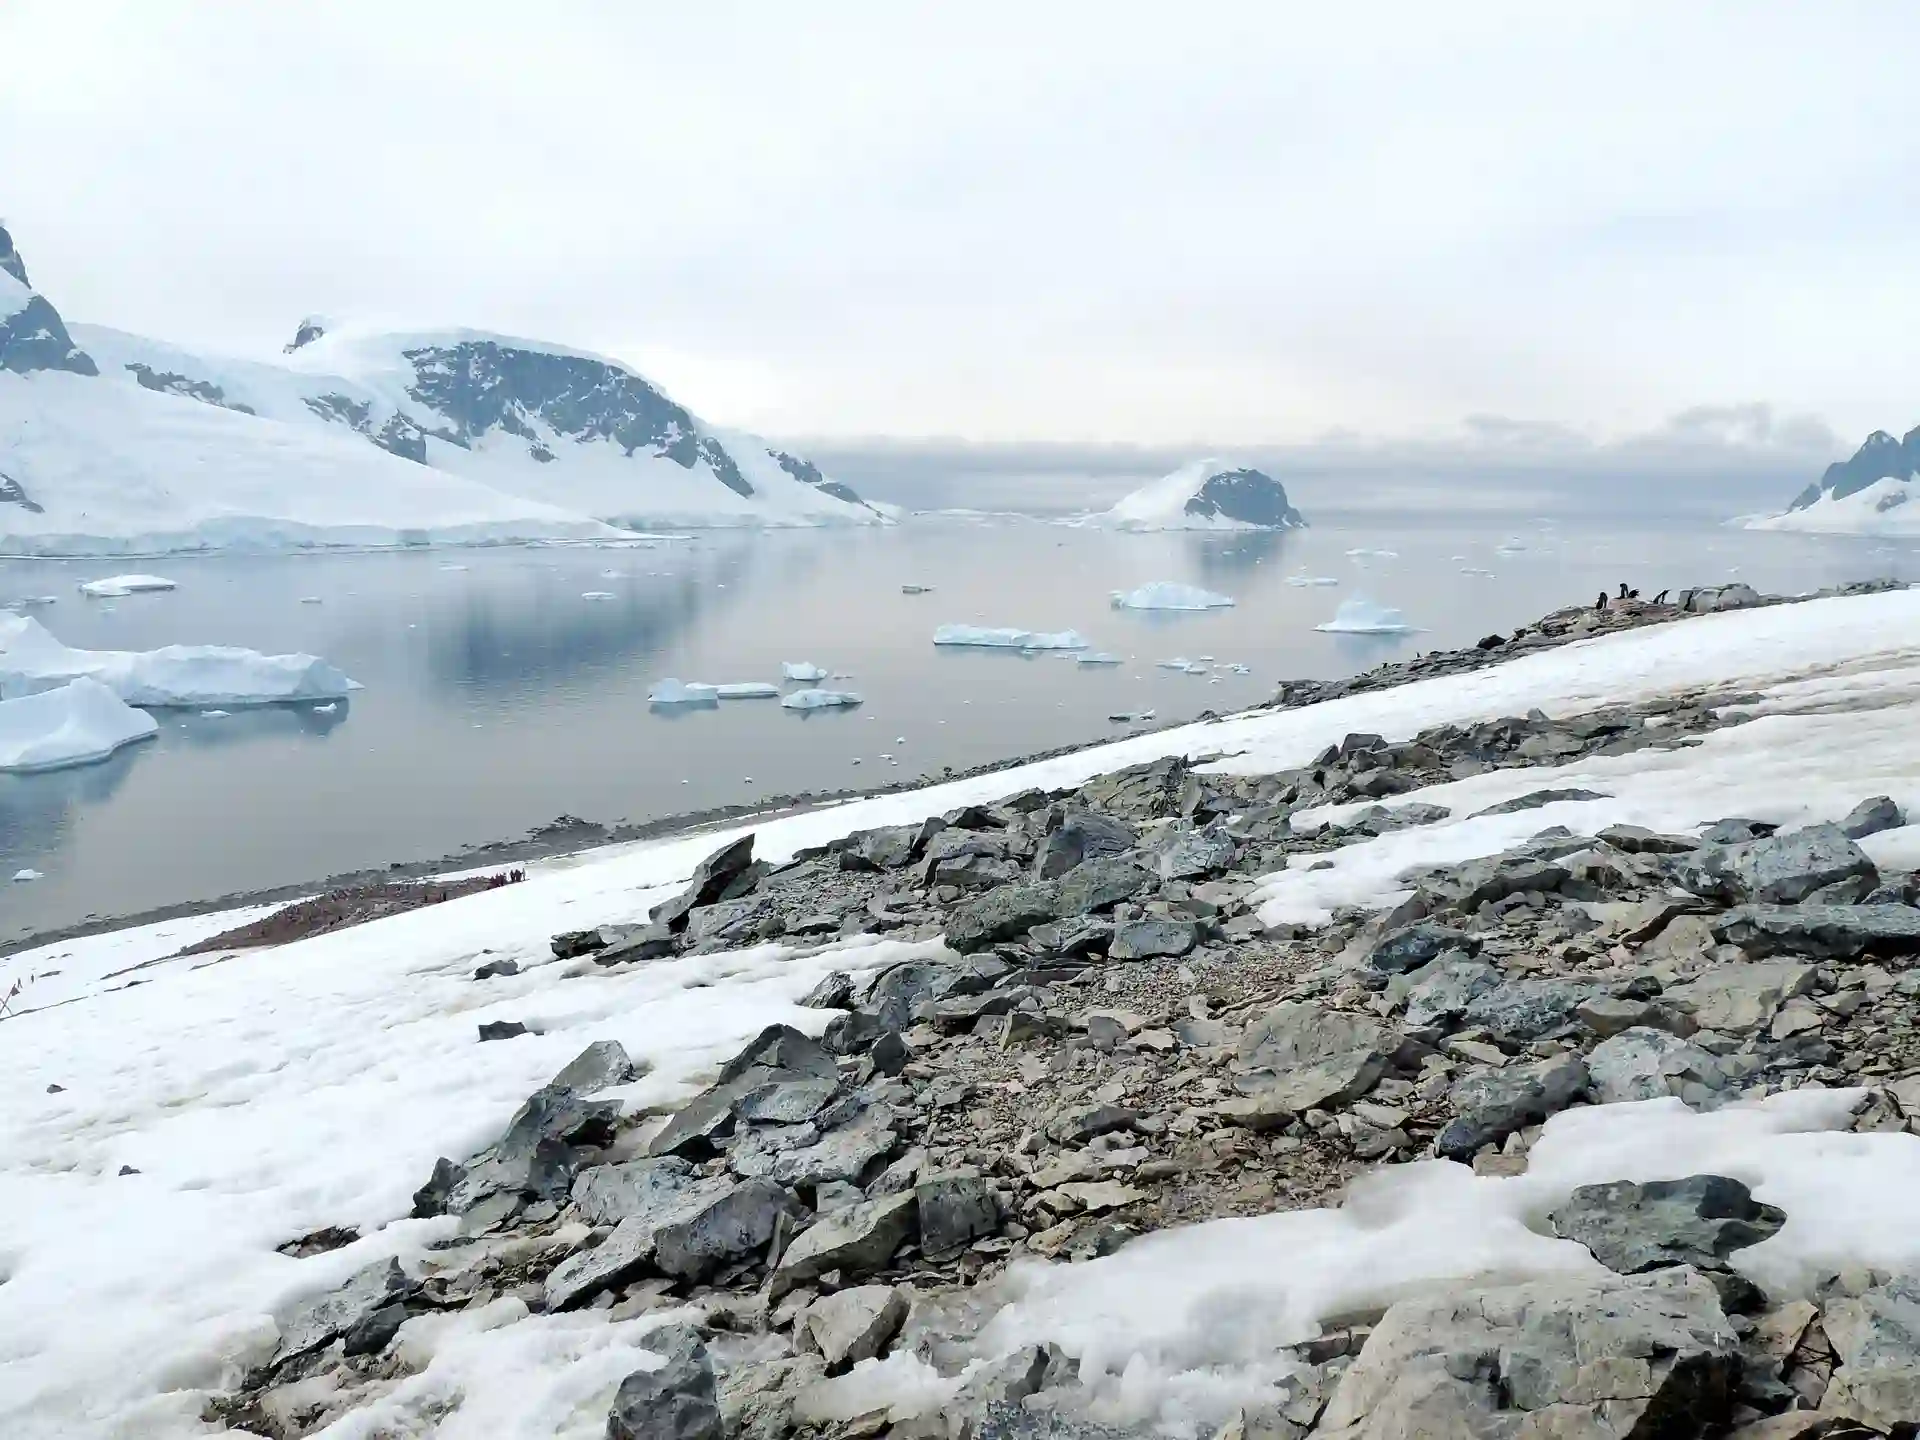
[1402,958,1501,1030]
[272,1257,415,1363]
[652,1177,803,1281]
[1054,856,1154,916]
[1677,581,1762,612]
[1712,903,1920,960]
[801,1284,909,1368]
[1461,977,1597,1041]
[1471,787,1611,817]
[772,1192,919,1294]
[719,1355,826,1440]
[1314,1268,1739,1439]
[1819,1274,1920,1431]
[608,1324,722,1440]
[1033,810,1137,879]
[573,1157,702,1226]
[431,1084,623,1216]
[733,1076,840,1125]
[798,971,854,1009]
[973,1403,1157,1440]
[917,1174,1001,1259]
[1153,822,1237,881]
[1435,1053,1589,1161]
[1673,823,1877,906]
[1108,918,1199,961]
[474,957,521,979]
[1662,961,1817,1034]
[1227,1003,1388,1121]
[478,1020,529,1042]
[1586,1027,1725,1104]
[651,835,759,931]
[1424,854,1571,913]
[1044,1104,1139,1146]
[549,1040,639,1095]
[594,924,678,965]
[840,824,922,871]
[1366,922,1474,975]
[766,1111,896,1188]
[1548,1174,1785,1275]
[1574,995,1694,1040]
[1842,795,1906,840]
[945,882,1061,954]
[647,1025,840,1158]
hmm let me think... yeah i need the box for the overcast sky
[3,1,1914,452]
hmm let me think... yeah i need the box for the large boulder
[1032,810,1137,879]
[1224,1004,1389,1123]
[1672,823,1877,907]
[1712,903,1920,960]
[1548,1174,1784,1285]
[650,835,759,931]
[608,1324,723,1440]
[1435,1054,1589,1161]
[271,1257,416,1364]
[1461,978,1598,1042]
[1586,1028,1725,1104]
[1660,962,1817,1035]
[1314,1268,1740,1438]
[945,882,1061,953]
[414,1083,622,1218]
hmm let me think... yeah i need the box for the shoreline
[3,578,1892,959]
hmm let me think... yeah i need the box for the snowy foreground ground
[11,589,1920,1437]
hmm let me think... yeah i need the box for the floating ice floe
[1461,566,1495,578]
[647,678,719,706]
[1109,581,1234,611]
[781,661,829,682]
[6,596,58,609]
[313,702,338,714]
[77,574,177,598]
[0,614,359,707]
[298,596,323,605]
[1344,547,1399,560]
[780,688,863,710]
[1224,663,1251,674]
[1076,653,1124,666]
[0,677,159,773]
[437,563,469,573]
[198,709,231,719]
[932,625,1090,651]
[580,591,616,601]
[715,683,779,699]
[11,868,42,882]
[1314,597,1418,635]
[1284,574,1341,587]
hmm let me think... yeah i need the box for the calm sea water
[2,510,1913,943]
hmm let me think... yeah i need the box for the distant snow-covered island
[1099,459,1307,531]
[0,224,891,555]
[1743,424,1920,535]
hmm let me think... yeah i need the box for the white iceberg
[780,688,863,710]
[648,678,719,706]
[781,661,829,682]
[932,625,1090,650]
[12,868,43,882]
[1109,581,1235,611]
[580,590,616,601]
[714,682,779,699]
[1285,574,1341,587]
[0,677,159,773]
[78,574,177,598]
[1314,598,1418,635]
[1076,652,1124,666]
[0,613,359,707]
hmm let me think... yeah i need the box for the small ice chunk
[581,591,616,601]
[648,678,720,705]
[1343,548,1399,560]
[1155,657,1194,670]
[313,702,339,714]
[780,688,863,710]
[1109,581,1235,611]
[438,563,469,572]
[782,661,829,682]
[1314,598,1418,634]
[299,597,323,605]
[1460,566,1495,578]
[932,625,1090,650]
[715,683,779,699]
[13,868,43,882]
[8,596,59,608]
[901,584,934,595]
[78,574,177,598]
[1077,653,1124,666]
[1285,574,1341,587]
[199,709,231,719]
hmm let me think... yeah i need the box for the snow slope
[0,370,630,555]
[1100,459,1306,531]
[73,323,889,532]
[0,613,358,706]
[15,589,1920,1436]
[1745,475,1920,536]
[0,677,158,772]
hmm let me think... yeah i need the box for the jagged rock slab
[1548,1174,1785,1275]
[608,1324,722,1440]
[272,1257,415,1364]
[1673,823,1877,906]
[1586,1027,1725,1104]
[1713,903,1920,959]
[772,1192,918,1295]
[1661,961,1817,1034]
[1436,1053,1589,1161]
[1224,1003,1388,1124]
[1314,1268,1740,1438]
[800,1284,909,1369]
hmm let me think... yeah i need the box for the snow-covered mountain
[1101,459,1307,531]
[0,224,888,554]
[1743,425,1920,536]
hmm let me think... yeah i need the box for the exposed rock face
[1183,467,1305,527]
[1793,426,1920,510]
[0,225,97,376]
[124,362,256,413]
